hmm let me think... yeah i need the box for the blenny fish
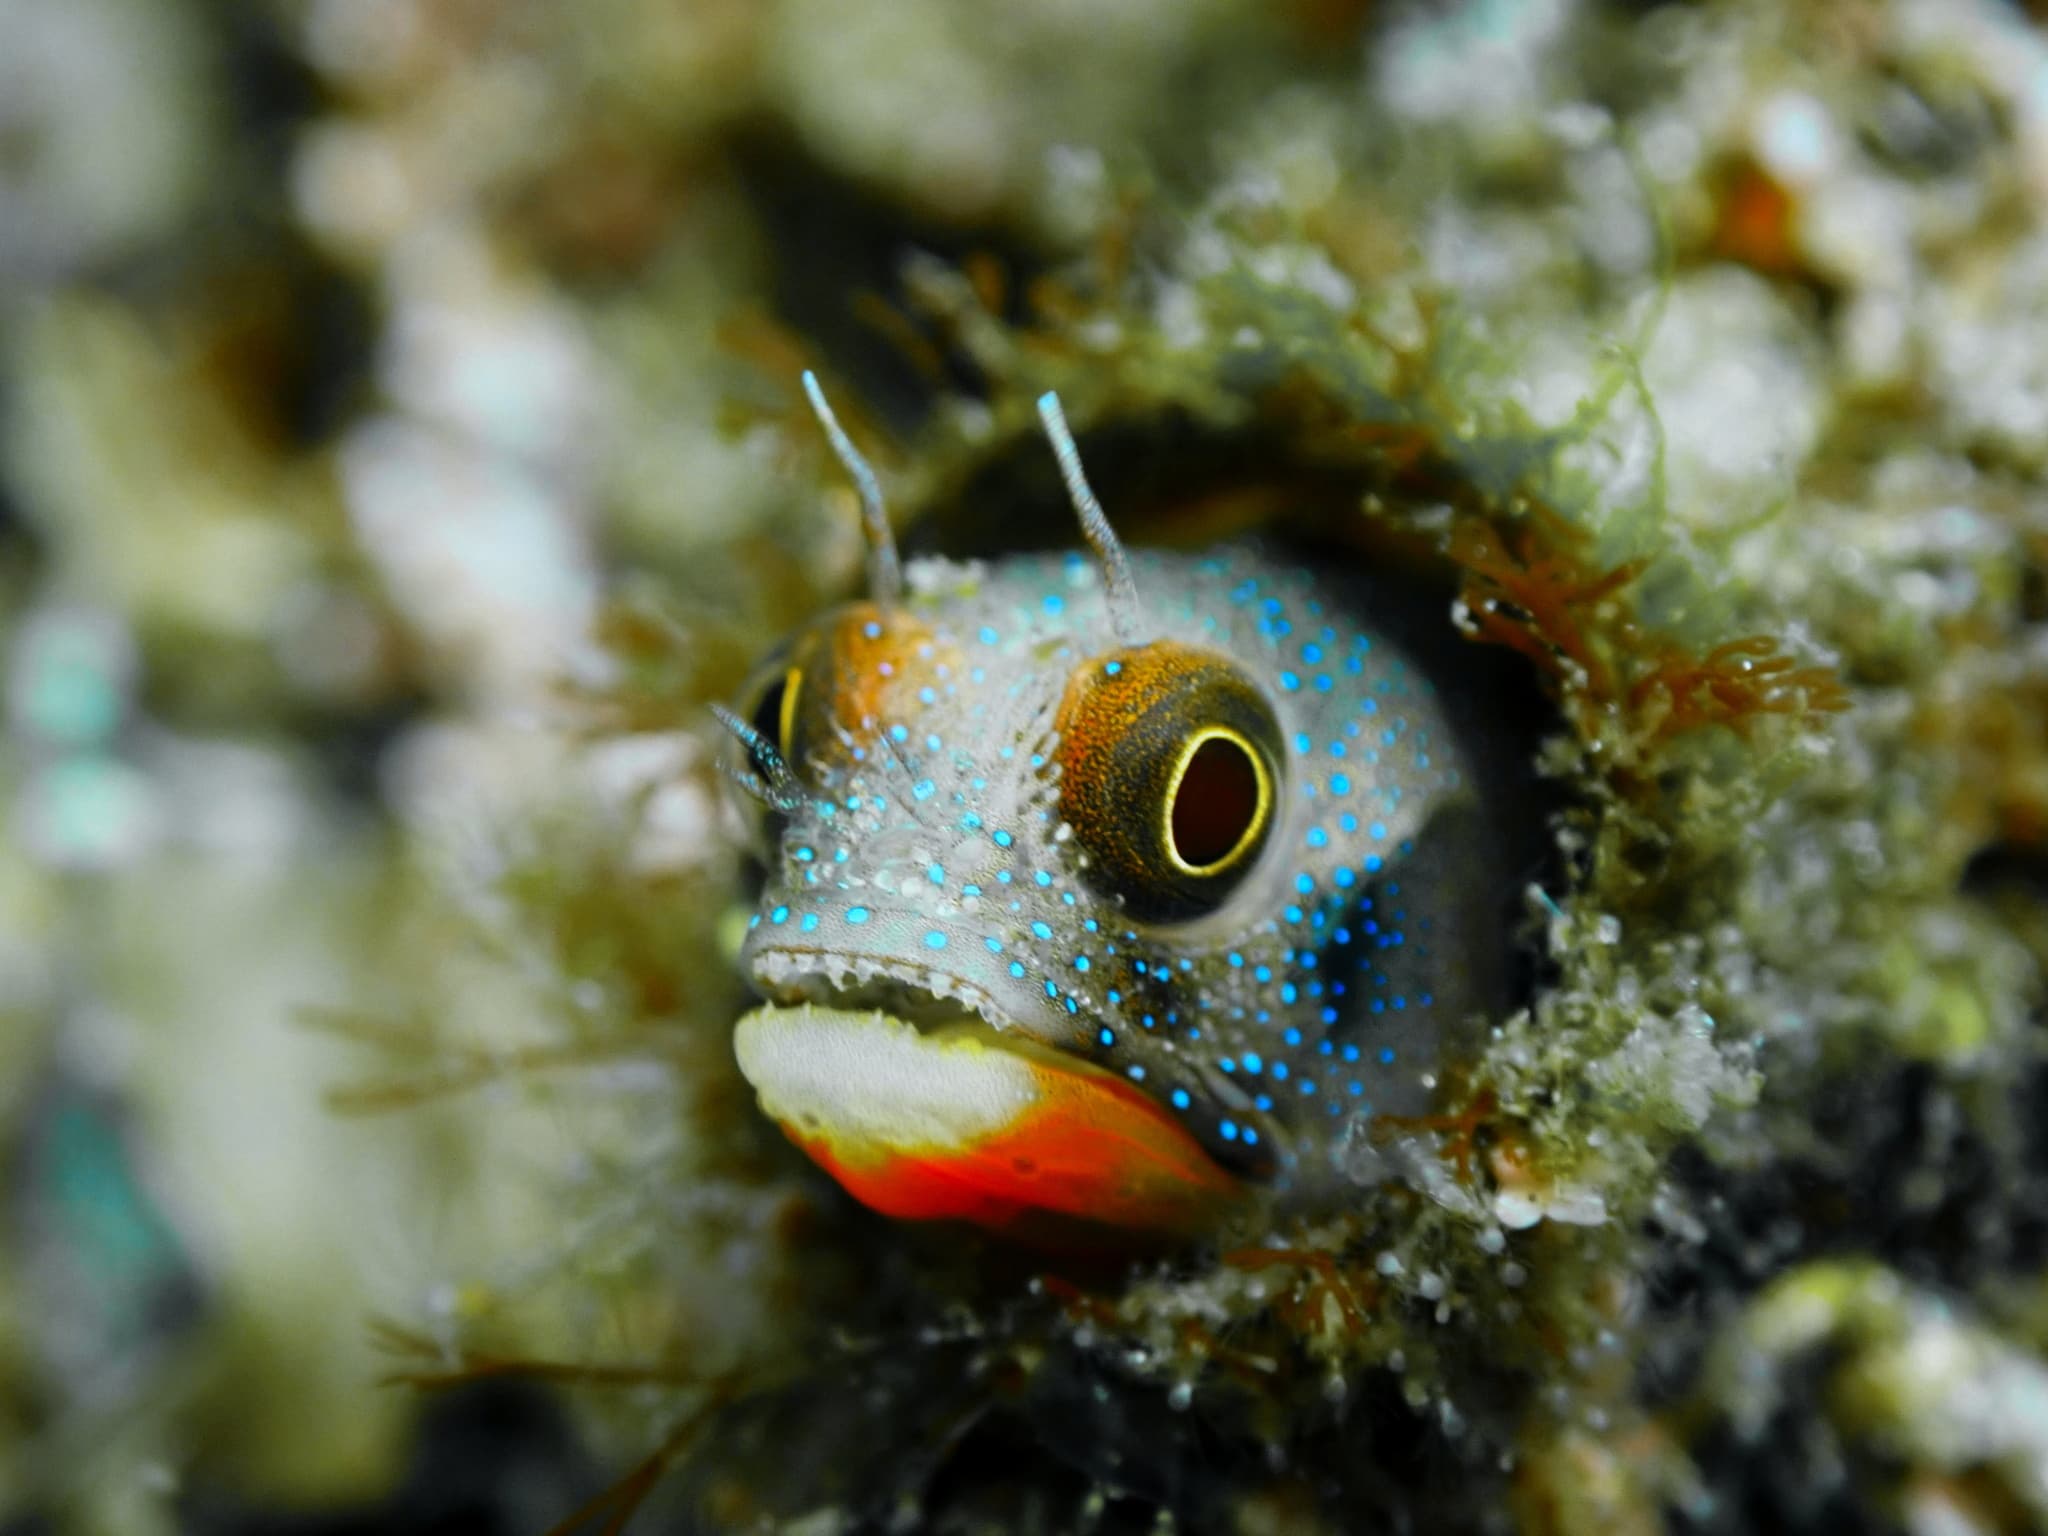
[722,377,1512,1243]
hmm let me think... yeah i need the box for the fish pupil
[749,671,793,772]
[1171,735,1260,869]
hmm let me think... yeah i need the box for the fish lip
[745,944,1038,1044]
[744,945,1286,1183]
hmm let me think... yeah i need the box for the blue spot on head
[1043,593,1065,615]
[978,626,998,644]
[923,930,947,950]
[1105,660,1122,675]
[927,863,945,885]
[1009,961,1026,978]
[1171,1088,1191,1110]
[844,906,870,925]
[1220,1120,1239,1141]
[1031,921,1053,940]
[1074,955,1090,971]
[801,912,820,932]
[1098,1027,1115,1046]
[993,829,1014,848]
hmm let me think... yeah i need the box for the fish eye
[1054,643,1282,923]
[720,655,807,851]
[747,664,803,768]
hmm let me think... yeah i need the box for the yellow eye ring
[773,665,803,759]
[746,664,804,763]
[1162,725,1273,878]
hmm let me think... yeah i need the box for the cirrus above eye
[1053,642,1282,924]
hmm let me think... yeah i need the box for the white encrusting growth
[802,369,902,603]
[1036,391,1141,644]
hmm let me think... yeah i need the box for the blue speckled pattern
[734,544,1485,1189]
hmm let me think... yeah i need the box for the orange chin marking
[795,1055,1242,1238]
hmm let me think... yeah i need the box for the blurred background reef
[2,0,2048,1533]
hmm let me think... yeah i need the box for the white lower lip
[732,1003,1046,1156]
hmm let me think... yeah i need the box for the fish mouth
[731,980,1246,1240]
[748,946,1021,1038]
